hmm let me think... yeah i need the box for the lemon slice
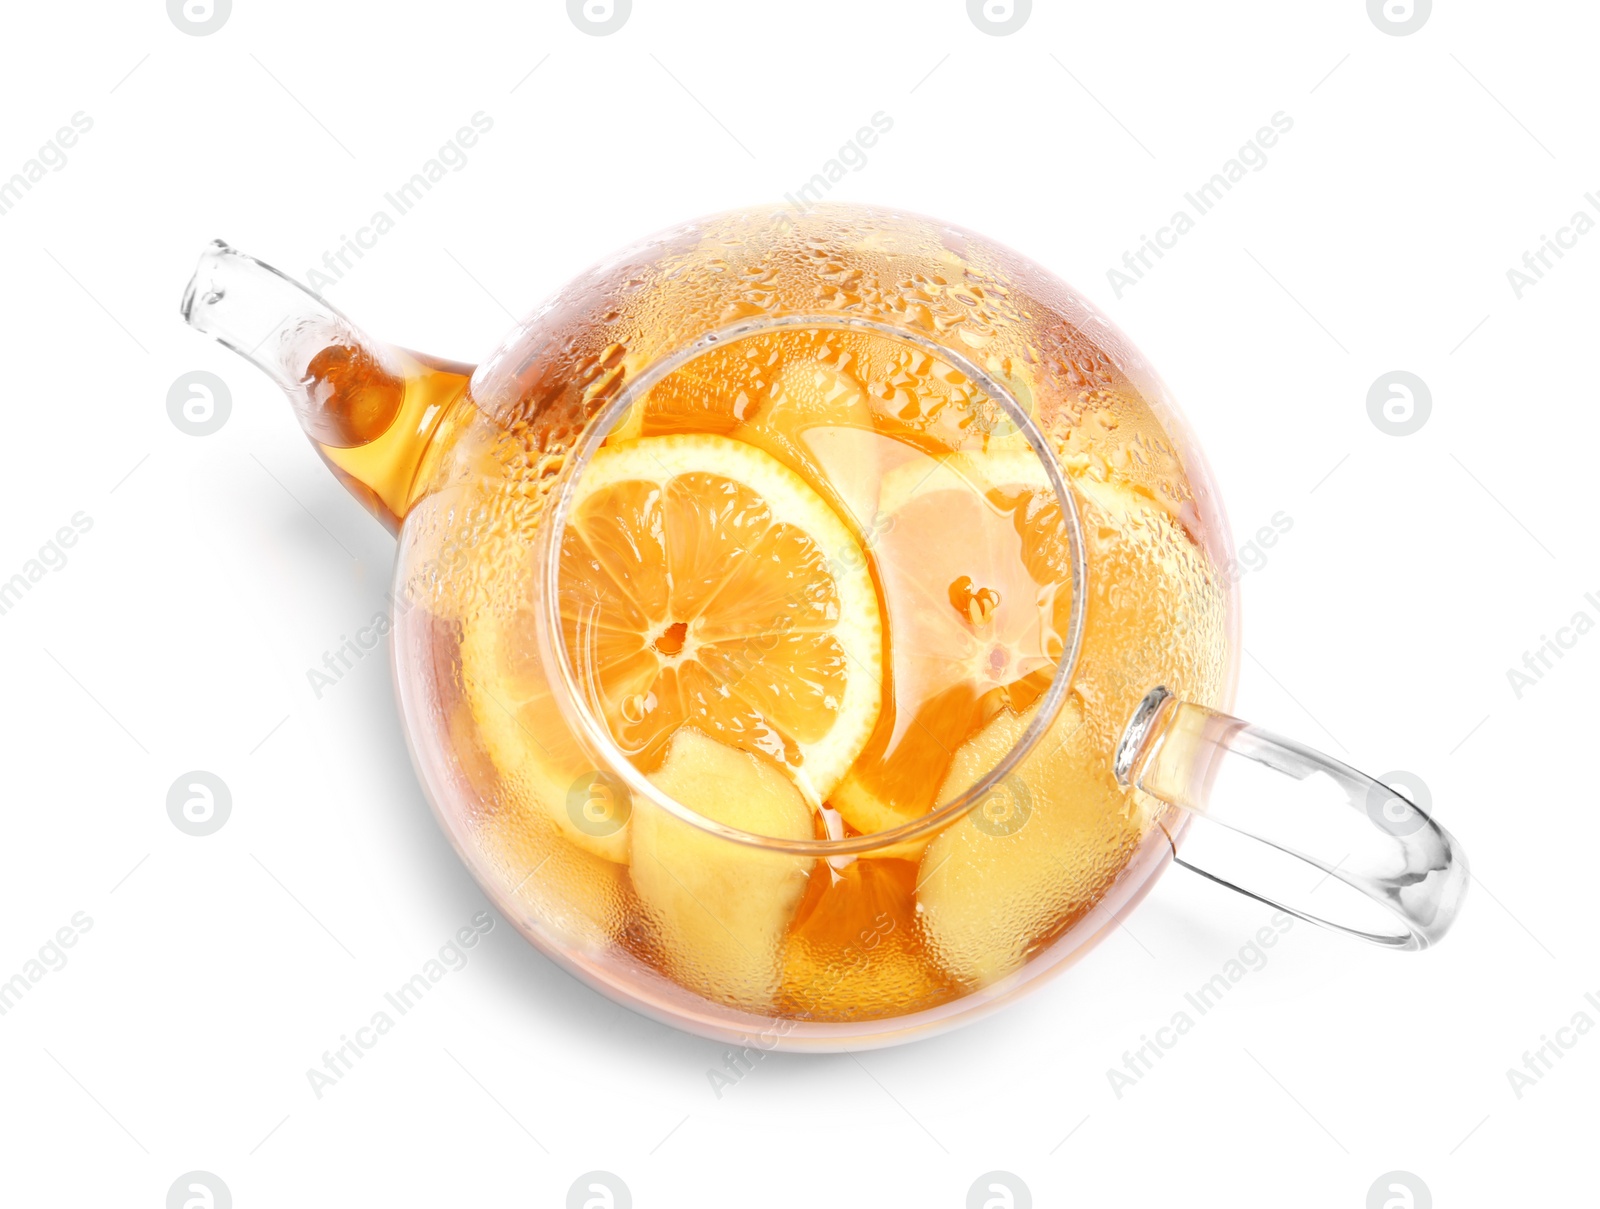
[559,433,882,807]
[829,449,1075,842]
[457,433,882,865]
[876,449,1050,512]
[610,329,905,546]
[458,609,632,863]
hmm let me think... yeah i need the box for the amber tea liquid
[402,321,1227,1020]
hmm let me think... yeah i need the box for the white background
[1,1,1593,1205]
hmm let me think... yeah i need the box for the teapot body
[390,204,1239,1046]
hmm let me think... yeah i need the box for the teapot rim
[533,310,1089,856]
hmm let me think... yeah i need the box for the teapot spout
[180,241,472,532]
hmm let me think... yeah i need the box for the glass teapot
[181,204,1466,1049]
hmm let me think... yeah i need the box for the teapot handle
[1115,687,1469,949]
